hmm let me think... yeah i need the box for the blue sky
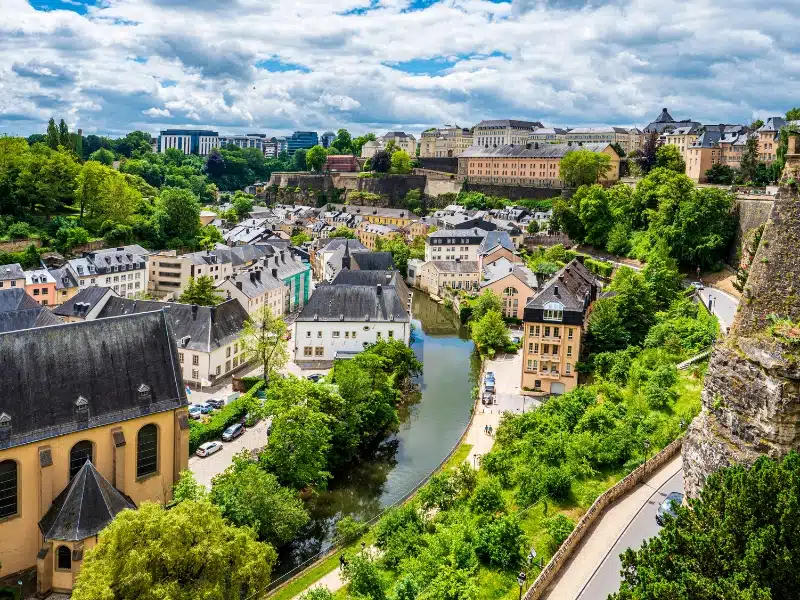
[2,0,800,138]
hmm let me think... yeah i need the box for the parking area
[480,330,540,415]
[189,417,271,488]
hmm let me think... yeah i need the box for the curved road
[576,469,684,600]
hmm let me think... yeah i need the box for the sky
[2,0,799,139]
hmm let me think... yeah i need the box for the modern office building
[264,137,289,158]
[287,131,319,155]
[158,129,219,155]
[321,131,336,148]
[218,134,267,153]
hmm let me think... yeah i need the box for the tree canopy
[559,149,612,187]
[178,275,224,306]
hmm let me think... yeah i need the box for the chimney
[554,285,559,295]
[280,250,285,263]
[116,247,124,251]
[576,255,585,264]
[376,283,382,295]
[191,304,199,319]
[558,274,564,282]
[255,270,261,282]
[250,272,256,283]
[236,281,243,291]
[271,268,278,278]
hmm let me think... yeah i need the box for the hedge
[585,257,614,278]
[189,381,264,452]
[238,376,264,392]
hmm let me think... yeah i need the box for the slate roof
[566,127,631,134]
[49,266,79,291]
[39,460,136,542]
[0,288,39,313]
[654,108,674,123]
[459,142,611,158]
[24,268,55,286]
[526,259,597,311]
[482,258,538,290]
[0,307,61,334]
[0,263,24,281]
[53,286,116,318]
[322,238,367,254]
[297,285,408,323]
[475,120,544,129]
[223,268,283,299]
[352,252,395,271]
[96,298,249,353]
[478,231,517,255]
[68,247,147,277]
[327,204,420,220]
[430,260,480,273]
[0,311,187,450]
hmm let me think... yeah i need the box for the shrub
[469,477,505,515]
[544,514,575,552]
[585,258,613,278]
[475,515,526,569]
[189,382,263,452]
[336,516,368,544]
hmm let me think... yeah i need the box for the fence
[522,436,684,600]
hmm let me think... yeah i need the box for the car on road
[484,380,496,392]
[485,371,495,381]
[195,441,223,457]
[656,491,684,525]
[481,391,495,405]
[222,423,245,441]
[206,397,225,410]
[307,374,324,382]
[512,336,521,344]
[195,402,214,414]
[188,406,203,420]
[689,281,704,291]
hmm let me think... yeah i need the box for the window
[216,366,221,376]
[136,424,158,478]
[566,363,572,374]
[226,347,231,358]
[345,332,350,338]
[528,326,534,336]
[533,360,538,370]
[33,289,39,296]
[234,343,239,354]
[534,343,539,353]
[552,345,559,355]
[543,344,549,354]
[333,331,340,338]
[528,343,534,353]
[352,331,357,338]
[317,331,323,338]
[57,545,72,571]
[0,460,18,518]
[304,346,313,357]
[544,326,550,337]
[553,327,560,338]
[315,347,324,357]
[567,346,573,357]
[527,359,532,370]
[306,331,311,337]
[388,330,394,338]
[192,355,199,366]
[535,325,540,336]
[376,331,382,339]
[543,301,564,321]
[191,369,199,380]
[568,328,574,340]
[69,441,93,479]
[225,360,231,371]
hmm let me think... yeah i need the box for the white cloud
[1,0,799,137]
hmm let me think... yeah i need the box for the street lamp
[643,439,651,472]
[517,571,527,600]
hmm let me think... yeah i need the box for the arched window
[0,460,18,518]
[136,424,158,478]
[503,287,518,296]
[69,441,93,479]
[56,545,72,570]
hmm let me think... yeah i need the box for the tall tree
[155,187,201,246]
[46,118,59,149]
[58,119,71,149]
[636,131,659,174]
[559,149,612,187]
[739,136,759,183]
[390,150,412,174]
[352,133,376,157]
[576,184,614,247]
[178,276,224,306]
[371,149,392,173]
[471,309,510,353]
[89,147,115,166]
[71,500,276,600]
[306,145,327,172]
[655,144,686,173]
[241,306,289,387]
[292,148,308,171]
[471,289,502,321]
[786,107,800,121]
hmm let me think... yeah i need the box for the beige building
[360,140,382,159]
[480,258,538,320]
[326,204,420,227]
[664,126,700,162]
[564,127,636,153]
[419,126,474,157]
[418,260,480,295]
[67,245,149,299]
[0,312,189,595]
[521,259,598,395]
[685,127,749,183]
[757,117,800,163]
[216,266,286,316]
[477,231,521,271]
[527,128,567,144]
[357,223,401,250]
[380,132,417,155]
[425,228,487,262]
[0,263,29,291]
[473,119,543,148]
[458,143,620,187]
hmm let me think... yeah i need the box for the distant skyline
[2,0,799,139]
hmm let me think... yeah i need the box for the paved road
[189,417,271,488]
[576,469,684,600]
[697,287,738,331]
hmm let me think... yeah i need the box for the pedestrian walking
[361,541,366,552]
[340,554,346,569]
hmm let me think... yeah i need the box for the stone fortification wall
[729,197,774,265]
[462,182,564,201]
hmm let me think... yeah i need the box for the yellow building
[664,126,699,162]
[480,259,538,320]
[0,311,190,595]
[521,258,598,395]
[357,223,401,250]
[419,126,474,158]
[326,204,420,227]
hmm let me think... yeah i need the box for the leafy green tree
[210,452,309,546]
[577,184,614,247]
[391,150,413,174]
[178,276,224,306]
[705,163,736,184]
[642,241,682,310]
[155,187,201,246]
[46,118,59,149]
[232,192,254,219]
[750,119,764,130]
[471,310,510,353]
[241,306,288,387]
[643,364,678,408]
[375,236,410,276]
[605,222,632,255]
[299,589,335,600]
[403,188,422,214]
[655,144,686,173]
[89,147,115,165]
[610,267,656,345]
[417,564,477,600]
[587,298,630,353]
[292,148,308,171]
[7,222,31,239]
[471,289,502,321]
[469,477,505,514]
[331,129,353,154]
[667,187,736,269]
[306,145,328,172]
[335,516,368,544]
[58,119,70,149]
[171,470,207,505]
[475,515,526,569]
[786,107,800,121]
[551,195,584,242]
[352,133,376,157]
[613,452,800,600]
[372,149,392,173]
[260,405,332,489]
[544,514,574,551]
[342,553,387,600]
[739,136,759,183]
[559,149,612,187]
[55,225,90,252]
[71,500,276,600]
[329,226,355,239]
[635,131,659,174]
[291,230,312,246]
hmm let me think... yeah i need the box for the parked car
[485,372,496,381]
[188,406,203,420]
[222,423,245,441]
[481,392,495,405]
[195,441,223,457]
[307,374,324,383]
[206,397,225,410]
[689,281,704,291]
[512,336,521,344]
[484,380,496,392]
[195,402,213,414]
[656,492,684,525]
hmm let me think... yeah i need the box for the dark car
[206,397,225,410]
[656,492,684,525]
[222,423,245,441]
[307,374,324,383]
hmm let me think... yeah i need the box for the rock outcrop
[683,137,800,497]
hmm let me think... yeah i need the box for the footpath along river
[274,289,479,576]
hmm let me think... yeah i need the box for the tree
[291,230,311,246]
[155,187,201,246]
[210,452,309,547]
[241,306,289,387]
[372,149,392,173]
[292,149,308,171]
[341,553,387,600]
[750,118,764,130]
[642,241,682,310]
[667,187,736,269]
[55,225,90,252]
[705,163,736,184]
[260,404,332,490]
[300,589,335,600]
[635,131,659,174]
[232,192,254,219]
[559,149,612,187]
[739,136,759,183]
[786,107,800,121]
[586,298,630,354]
[178,276,224,306]
[471,289,502,321]
[475,515,526,569]
[471,310,510,353]
[71,500,276,600]
[306,145,328,172]
[544,514,574,551]
[352,133,376,157]
[470,477,505,514]
[46,118,59,149]
[526,220,540,234]
[576,184,614,247]
[613,452,800,600]
[609,267,656,345]
[58,119,71,149]
[204,148,226,178]
[376,236,410,276]
[89,147,114,165]
[391,150,413,174]
[329,226,355,239]
[75,160,111,222]
[655,144,686,174]
[331,129,353,154]
[171,470,207,505]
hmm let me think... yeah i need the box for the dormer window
[0,413,10,429]
[138,384,152,402]
[543,301,564,322]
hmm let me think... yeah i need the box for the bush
[585,258,613,278]
[544,514,575,551]
[475,515,526,569]
[470,477,505,514]
[7,222,32,239]
[189,382,263,452]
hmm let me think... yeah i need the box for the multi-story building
[642,108,700,145]
[480,258,539,320]
[564,127,632,151]
[458,143,620,187]
[67,245,149,299]
[0,288,61,333]
[756,117,800,163]
[418,260,480,295]
[473,120,544,148]
[256,250,311,312]
[264,136,289,158]
[48,266,80,306]
[23,268,57,306]
[685,126,749,183]
[158,129,219,155]
[0,311,189,595]
[419,126,474,157]
[521,258,598,395]
[326,204,420,227]
[216,267,285,316]
[293,283,410,365]
[218,133,267,153]
[360,140,382,158]
[664,125,701,162]
[324,155,359,172]
[425,228,487,262]
[477,231,521,271]
[380,132,417,155]
[287,131,319,155]
[357,223,401,250]
[0,263,26,291]
[527,128,567,144]
[321,131,336,148]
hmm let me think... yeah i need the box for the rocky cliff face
[683,154,800,497]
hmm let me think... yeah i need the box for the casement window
[136,424,158,478]
[69,441,93,479]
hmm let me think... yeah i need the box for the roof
[428,227,488,240]
[0,311,187,450]
[459,142,611,158]
[329,269,410,303]
[0,263,24,281]
[383,131,415,139]
[654,108,674,123]
[352,252,396,271]
[24,269,56,286]
[526,259,597,311]
[322,238,367,253]
[475,120,544,129]
[429,260,480,273]
[478,231,517,255]
[49,266,79,291]
[222,267,283,299]
[0,306,61,333]
[68,247,147,277]
[296,285,408,323]
[530,127,567,135]
[327,204,420,220]
[39,460,135,542]
[566,127,630,135]
[53,286,116,318]
[96,298,249,353]
[0,288,39,313]
[482,258,538,290]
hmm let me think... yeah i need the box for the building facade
[287,131,319,155]
[418,260,480,295]
[380,132,417,155]
[321,131,336,148]
[216,268,286,315]
[357,223,401,250]
[0,263,25,291]
[527,128,567,144]
[23,269,57,306]
[473,120,544,148]
[480,261,538,320]
[425,228,487,262]
[158,129,219,155]
[564,127,633,151]
[67,246,149,299]
[218,134,267,153]
[419,126,474,157]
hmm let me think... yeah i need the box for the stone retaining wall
[523,437,684,600]
[0,238,42,252]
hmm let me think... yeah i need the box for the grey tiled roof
[49,266,79,291]
[223,268,283,299]
[428,228,487,240]
[459,142,610,158]
[430,260,480,273]
[322,238,367,253]
[475,120,544,129]
[0,263,24,281]
[297,284,408,322]
[0,288,38,313]
[482,260,538,290]
[330,269,409,301]
[526,259,597,311]
[0,311,187,450]
[53,286,115,318]
[0,306,61,333]
[351,252,395,271]
[478,231,516,254]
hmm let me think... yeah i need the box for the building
[158,129,219,155]
[321,131,336,148]
[380,132,417,155]
[458,142,620,187]
[477,230,521,271]
[419,126,474,158]
[324,155,359,172]
[664,125,701,162]
[326,204,420,227]
[418,260,480,295]
[360,140,382,159]
[473,120,544,148]
[521,258,598,395]
[0,263,25,290]
[0,288,61,333]
[48,266,80,306]
[67,246,149,298]
[148,249,234,298]
[218,133,266,153]
[425,228,487,262]
[287,131,319,155]
[262,249,311,312]
[216,266,285,316]
[642,108,700,145]
[685,126,749,183]
[264,137,289,158]
[293,284,410,365]
[481,258,539,319]
[756,117,800,163]
[224,224,274,246]
[23,269,57,306]
[53,287,119,323]
[329,269,411,313]
[358,223,401,250]
[564,127,632,151]
[527,128,567,144]
[0,311,189,594]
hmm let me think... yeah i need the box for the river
[275,289,478,576]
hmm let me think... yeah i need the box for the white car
[195,441,223,457]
